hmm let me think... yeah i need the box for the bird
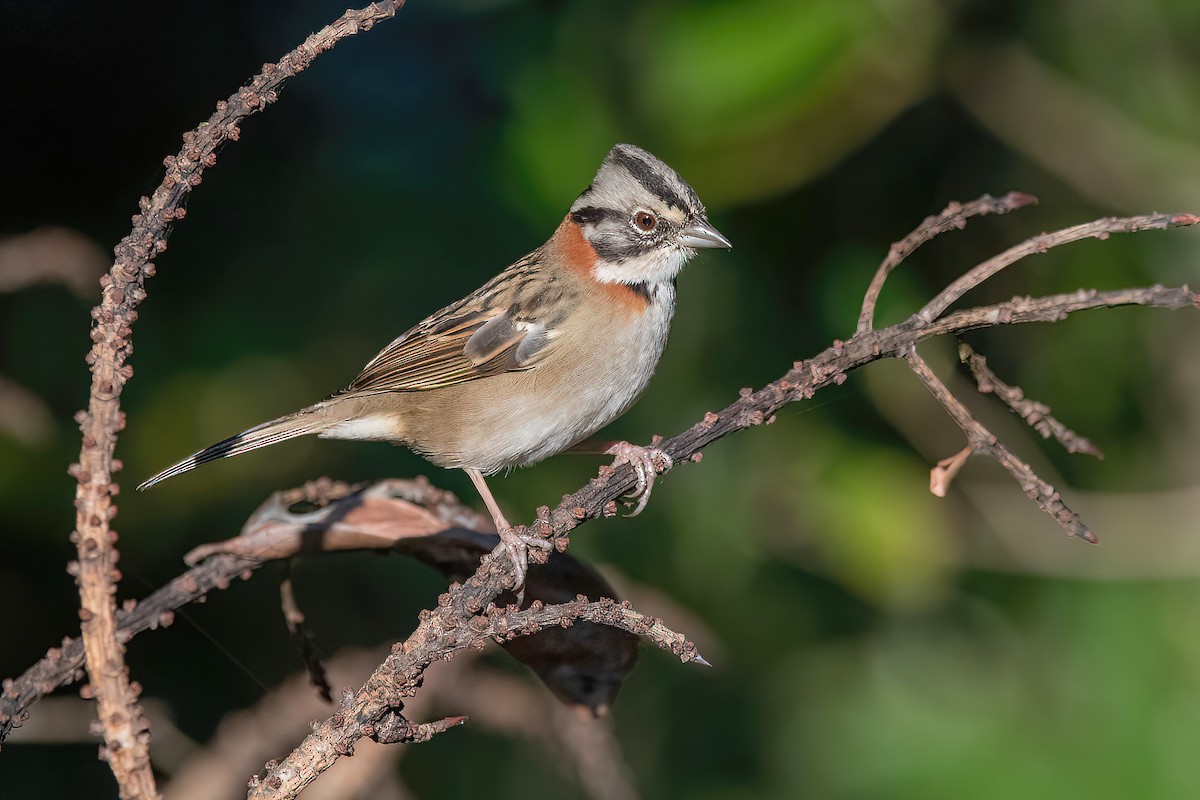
[138,143,731,586]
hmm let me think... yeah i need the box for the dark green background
[2,1,1198,798]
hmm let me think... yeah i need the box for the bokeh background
[2,1,1198,798]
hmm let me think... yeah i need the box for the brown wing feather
[346,250,575,394]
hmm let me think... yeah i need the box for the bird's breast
[401,291,675,474]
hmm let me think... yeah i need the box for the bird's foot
[605,441,673,517]
[497,525,553,596]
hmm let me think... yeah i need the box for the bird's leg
[568,438,673,517]
[465,468,551,590]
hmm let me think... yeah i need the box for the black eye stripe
[591,237,656,263]
[570,206,625,226]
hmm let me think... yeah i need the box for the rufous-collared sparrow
[139,143,731,584]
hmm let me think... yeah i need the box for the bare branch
[903,346,1098,543]
[3,478,647,738]
[279,563,333,704]
[1,552,261,743]
[924,284,1196,338]
[959,342,1104,458]
[63,4,404,795]
[157,649,636,800]
[856,192,1037,335]
[917,213,1198,323]
[525,286,1194,557]
[248,597,702,799]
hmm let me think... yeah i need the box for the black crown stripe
[608,147,689,211]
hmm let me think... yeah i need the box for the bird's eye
[632,210,658,232]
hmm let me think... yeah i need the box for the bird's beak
[679,218,732,249]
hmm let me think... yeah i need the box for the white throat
[592,245,692,286]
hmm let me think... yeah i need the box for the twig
[63,4,403,795]
[363,706,467,746]
[856,192,1037,335]
[279,563,332,703]
[959,342,1104,457]
[917,213,1199,323]
[157,648,636,800]
[924,284,1196,337]
[248,598,702,799]
[2,553,259,743]
[903,346,1098,543]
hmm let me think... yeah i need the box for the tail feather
[137,410,326,491]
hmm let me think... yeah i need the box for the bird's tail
[137,405,332,491]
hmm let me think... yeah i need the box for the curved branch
[917,213,1198,322]
[856,192,1037,334]
[64,3,404,796]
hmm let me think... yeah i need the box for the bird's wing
[347,251,573,393]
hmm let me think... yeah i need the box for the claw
[497,526,552,600]
[465,467,552,597]
[604,441,673,517]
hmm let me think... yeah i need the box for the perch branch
[63,3,403,796]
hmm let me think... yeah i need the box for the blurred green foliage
[1,0,1197,797]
